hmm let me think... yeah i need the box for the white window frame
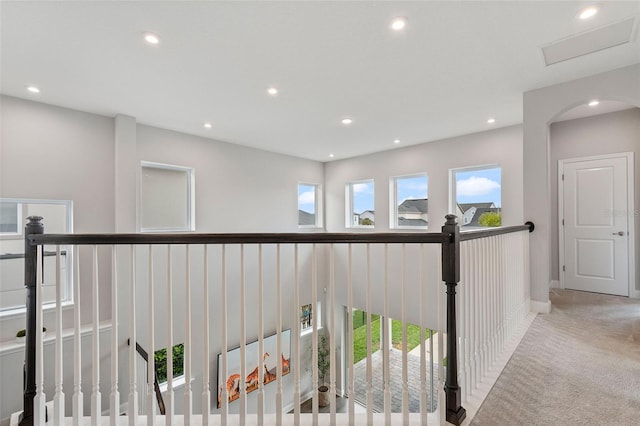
[0,198,74,318]
[449,164,502,227]
[389,173,429,230]
[346,179,375,229]
[139,161,195,233]
[298,182,322,228]
[0,201,23,236]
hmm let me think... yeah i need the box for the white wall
[325,124,524,233]
[523,64,640,307]
[0,95,326,422]
[549,108,640,293]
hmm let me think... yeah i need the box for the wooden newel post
[441,214,466,425]
[20,216,43,426]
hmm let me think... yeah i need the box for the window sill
[158,376,193,393]
[300,326,322,338]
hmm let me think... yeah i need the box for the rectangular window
[140,162,195,232]
[452,166,502,228]
[154,343,185,384]
[391,174,428,229]
[300,304,312,333]
[0,199,73,315]
[346,180,375,228]
[298,183,321,227]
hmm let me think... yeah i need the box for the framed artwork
[217,329,291,408]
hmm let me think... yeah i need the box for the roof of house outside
[298,210,315,226]
[398,198,428,214]
[398,218,428,227]
[458,202,495,213]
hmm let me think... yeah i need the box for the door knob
[612,231,625,236]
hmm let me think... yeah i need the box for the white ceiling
[2,1,639,162]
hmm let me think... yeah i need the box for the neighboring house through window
[346,180,375,228]
[390,174,428,229]
[451,166,502,227]
[298,183,321,227]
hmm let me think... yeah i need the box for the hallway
[471,289,640,425]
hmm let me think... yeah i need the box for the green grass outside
[351,310,436,364]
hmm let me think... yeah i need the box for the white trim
[0,320,111,355]
[558,152,635,298]
[449,163,502,217]
[388,173,429,230]
[530,299,552,314]
[345,179,375,229]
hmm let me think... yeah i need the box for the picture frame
[217,329,291,408]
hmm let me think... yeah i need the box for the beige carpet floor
[471,289,640,426]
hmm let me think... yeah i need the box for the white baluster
[347,244,355,425]
[184,245,193,425]
[202,245,210,426]
[293,245,300,426]
[110,246,119,426]
[329,244,336,426]
[129,246,138,425]
[418,244,428,426]
[311,244,318,425]
[366,244,372,426]
[239,245,246,426]
[257,245,264,426]
[401,244,409,425]
[34,246,46,426]
[147,245,155,426]
[54,246,64,426]
[437,253,445,425]
[276,245,283,426]
[91,245,101,426]
[166,246,174,424]
[221,246,228,426]
[73,247,84,425]
[383,245,391,424]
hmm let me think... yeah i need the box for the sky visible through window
[298,184,316,214]
[455,167,501,207]
[352,181,374,214]
[396,175,428,205]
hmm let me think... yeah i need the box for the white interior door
[561,155,631,296]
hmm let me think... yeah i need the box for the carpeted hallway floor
[471,289,640,425]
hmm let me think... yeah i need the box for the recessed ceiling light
[341,118,353,125]
[390,17,408,31]
[143,32,160,45]
[393,139,401,144]
[267,87,278,96]
[329,154,335,158]
[204,122,212,129]
[26,85,40,94]
[579,6,598,20]
[588,100,599,107]
[487,118,496,124]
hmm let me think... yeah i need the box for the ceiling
[2,1,639,162]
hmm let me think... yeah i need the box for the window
[140,162,195,232]
[154,343,185,384]
[346,180,374,228]
[298,183,321,227]
[390,174,428,229]
[300,304,313,333]
[0,199,73,315]
[451,166,502,228]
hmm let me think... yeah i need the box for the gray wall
[549,108,640,292]
[523,64,640,308]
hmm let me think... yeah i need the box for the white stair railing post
[110,246,120,426]
[129,246,138,425]
[54,246,65,426]
[91,245,101,426]
[202,245,210,426]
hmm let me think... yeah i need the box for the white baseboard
[550,280,560,289]
[530,299,552,314]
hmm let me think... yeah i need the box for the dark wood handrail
[127,339,166,415]
[459,223,533,241]
[28,231,451,246]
